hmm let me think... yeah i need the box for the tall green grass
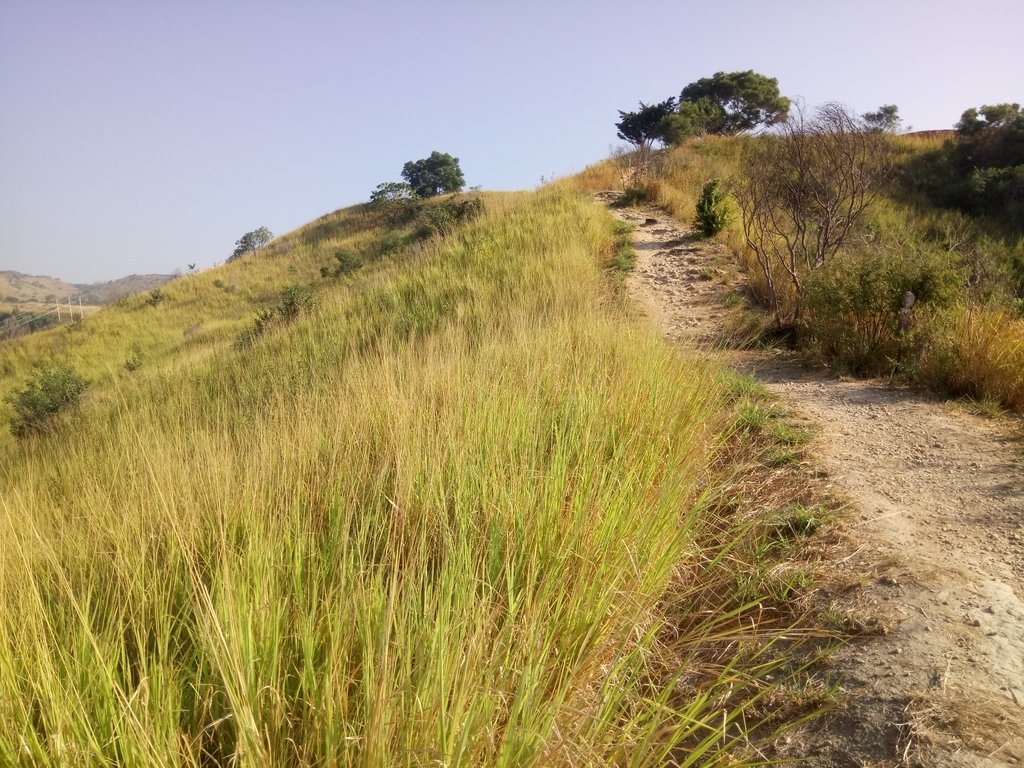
[0,188,799,765]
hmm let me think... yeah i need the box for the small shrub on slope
[614,185,654,207]
[420,195,485,237]
[276,285,314,320]
[320,249,363,279]
[234,285,316,349]
[695,177,732,236]
[124,343,144,372]
[369,181,417,224]
[5,363,89,438]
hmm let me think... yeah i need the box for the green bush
[277,285,315,321]
[694,178,731,236]
[124,343,143,372]
[369,181,417,224]
[614,186,654,207]
[801,248,962,374]
[320,249,363,279]
[902,104,1024,223]
[234,286,315,349]
[377,231,408,255]
[234,308,276,350]
[5,363,90,438]
[420,195,485,237]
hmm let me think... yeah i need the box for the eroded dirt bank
[602,194,1024,767]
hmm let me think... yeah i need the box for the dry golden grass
[918,303,1024,411]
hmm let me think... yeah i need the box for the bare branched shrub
[610,144,662,189]
[736,104,892,325]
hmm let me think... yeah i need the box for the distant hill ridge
[0,270,174,305]
[904,129,956,140]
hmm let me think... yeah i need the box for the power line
[7,307,59,328]
[2,298,98,335]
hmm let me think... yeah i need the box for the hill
[0,270,80,303]
[0,187,814,764]
[71,272,176,304]
[0,269,175,305]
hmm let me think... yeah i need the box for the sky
[1,1,1022,283]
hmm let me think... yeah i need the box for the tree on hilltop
[615,99,677,151]
[369,181,417,223]
[230,226,273,261]
[659,98,722,144]
[370,181,415,204]
[863,104,902,133]
[956,103,1023,135]
[678,70,790,135]
[401,152,465,198]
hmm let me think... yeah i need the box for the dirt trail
[600,194,1024,767]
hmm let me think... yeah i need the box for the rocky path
[602,195,1024,767]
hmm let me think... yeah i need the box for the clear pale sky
[1,1,1022,283]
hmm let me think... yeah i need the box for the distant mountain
[0,271,79,303]
[0,270,174,305]
[904,129,956,140]
[72,274,176,304]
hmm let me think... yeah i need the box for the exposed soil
[599,193,1024,767]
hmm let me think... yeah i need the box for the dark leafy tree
[401,152,465,198]
[957,103,1023,135]
[615,99,676,150]
[929,103,1024,222]
[909,104,1024,216]
[679,71,790,135]
[369,181,417,223]
[230,226,273,261]
[863,104,902,133]
[659,98,721,144]
[370,181,415,204]
[955,104,1024,173]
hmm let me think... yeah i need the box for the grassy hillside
[0,187,814,765]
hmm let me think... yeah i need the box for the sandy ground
[600,194,1024,767]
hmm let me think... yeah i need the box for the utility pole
[56,301,61,322]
